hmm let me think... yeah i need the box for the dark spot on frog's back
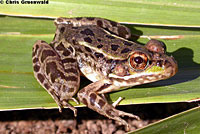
[106,59,113,63]
[41,50,56,63]
[105,35,115,39]
[97,20,103,27]
[86,17,95,21]
[76,48,83,53]
[94,52,104,58]
[85,53,88,57]
[121,48,131,53]
[84,37,93,43]
[97,44,103,48]
[118,26,129,38]
[63,49,71,56]
[110,21,117,27]
[80,28,95,36]
[97,38,101,42]
[89,54,95,59]
[84,46,92,52]
[123,41,133,46]
[56,42,65,51]
[76,17,83,20]
[111,44,119,51]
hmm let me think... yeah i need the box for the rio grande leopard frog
[32,17,178,129]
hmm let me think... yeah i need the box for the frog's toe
[114,116,130,130]
[112,97,124,107]
[71,97,79,105]
[67,104,77,117]
[62,100,78,117]
[117,110,140,120]
[71,108,77,117]
[58,105,64,113]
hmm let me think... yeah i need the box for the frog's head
[110,39,178,87]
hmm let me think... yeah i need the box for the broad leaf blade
[0,0,200,26]
[0,16,199,110]
[128,106,200,134]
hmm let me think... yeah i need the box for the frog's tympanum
[32,17,178,129]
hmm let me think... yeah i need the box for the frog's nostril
[156,60,163,67]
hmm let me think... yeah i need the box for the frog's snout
[164,56,178,77]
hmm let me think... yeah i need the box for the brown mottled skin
[32,17,178,130]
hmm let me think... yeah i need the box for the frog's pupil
[134,56,143,64]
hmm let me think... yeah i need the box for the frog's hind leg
[54,17,131,39]
[77,80,140,130]
[32,40,80,116]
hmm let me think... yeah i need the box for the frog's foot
[110,108,140,130]
[78,90,139,130]
[77,81,140,129]
[103,105,140,129]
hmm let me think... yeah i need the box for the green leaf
[0,15,199,110]
[128,106,200,134]
[0,0,199,111]
[0,0,200,26]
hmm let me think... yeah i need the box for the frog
[32,17,178,129]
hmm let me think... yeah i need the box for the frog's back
[65,25,144,59]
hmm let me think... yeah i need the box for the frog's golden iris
[129,51,149,71]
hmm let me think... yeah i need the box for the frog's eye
[129,52,149,71]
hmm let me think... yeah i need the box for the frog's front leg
[32,40,80,116]
[77,80,140,129]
